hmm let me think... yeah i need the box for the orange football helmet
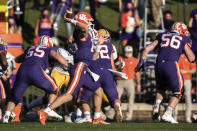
[74,12,93,25]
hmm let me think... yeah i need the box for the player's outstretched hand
[135,59,144,72]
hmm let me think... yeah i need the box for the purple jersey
[90,41,113,70]
[190,9,197,28]
[74,33,94,65]
[23,46,57,70]
[156,32,191,62]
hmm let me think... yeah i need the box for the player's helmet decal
[171,22,188,36]
[75,12,93,25]
[38,35,53,47]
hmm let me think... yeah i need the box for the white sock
[44,107,52,114]
[84,111,91,119]
[155,99,162,106]
[165,106,173,115]
[94,112,101,119]
[114,102,122,116]
[27,97,43,110]
[76,108,82,118]
[4,111,11,117]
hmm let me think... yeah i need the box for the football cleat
[2,115,9,124]
[161,113,178,124]
[100,111,107,121]
[47,110,63,121]
[92,117,110,125]
[37,109,48,125]
[152,105,161,121]
[11,104,22,122]
[64,115,73,123]
[75,117,92,123]
[192,112,197,122]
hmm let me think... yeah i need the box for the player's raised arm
[49,50,68,68]
[135,40,159,72]
[184,44,195,62]
[64,12,89,37]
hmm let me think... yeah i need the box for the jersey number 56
[161,34,183,49]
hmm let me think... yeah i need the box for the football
[66,8,74,19]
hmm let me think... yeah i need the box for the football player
[0,38,8,120]
[2,35,68,123]
[37,12,105,125]
[135,22,195,123]
[76,29,122,124]
[22,48,73,119]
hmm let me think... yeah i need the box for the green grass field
[0,122,197,131]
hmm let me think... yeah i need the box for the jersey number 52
[161,34,183,49]
[99,45,110,59]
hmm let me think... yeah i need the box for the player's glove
[135,59,144,72]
